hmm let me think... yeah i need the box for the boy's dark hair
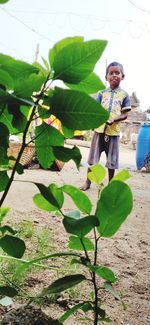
[106,62,124,77]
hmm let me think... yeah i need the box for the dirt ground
[1,143,150,325]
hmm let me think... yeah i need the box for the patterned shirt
[95,87,131,136]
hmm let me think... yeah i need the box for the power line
[0,7,55,43]
[127,0,150,14]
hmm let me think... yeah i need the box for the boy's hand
[106,119,114,125]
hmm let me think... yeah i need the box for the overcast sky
[0,0,150,110]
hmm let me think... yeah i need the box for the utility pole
[34,43,39,62]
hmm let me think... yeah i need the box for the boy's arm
[107,93,131,125]
[106,111,128,125]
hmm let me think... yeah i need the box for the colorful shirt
[95,87,131,136]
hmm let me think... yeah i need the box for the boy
[81,61,131,191]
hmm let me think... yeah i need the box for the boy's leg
[80,167,91,191]
[80,132,102,191]
[106,136,119,182]
[108,168,115,182]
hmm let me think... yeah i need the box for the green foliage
[0,33,133,324]
[88,163,106,185]
[96,179,133,237]
[50,87,109,130]
[0,0,9,4]
[0,235,26,258]
[39,274,86,296]
[68,235,94,251]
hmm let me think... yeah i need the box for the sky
[0,0,150,111]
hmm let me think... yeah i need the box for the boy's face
[106,66,124,89]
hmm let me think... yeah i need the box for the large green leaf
[52,146,82,169]
[63,215,99,238]
[0,123,9,152]
[0,54,39,81]
[33,183,64,212]
[51,39,107,83]
[0,171,9,192]
[34,183,61,209]
[0,89,34,107]
[0,69,14,90]
[0,235,26,258]
[8,103,27,131]
[50,87,109,130]
[88,163,106,185]
[14,73,45,98]
[68,235,94,251]
[61,184,92,214]
[40,274,86,296]
[0,147,9,165]
[66,72,105,94]
[0,107,20,134]
[96,180,133,237]
[35,123,64,168]
[49,36,84,67]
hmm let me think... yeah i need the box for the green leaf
[0,225,16,235]
[40,274,86,296]
[49,36,84,68]
[0,53,39,81]
[61,125,74,139]
[111,169,132,182]
[8,103,28,132]
[88,163,106,185]
[0,89,34,107]
[66,72,105,94]
[63,215,99,238]
[0,107,19,134]
[59,302,88,323]
[0,235,26,258]
[0,286,18,297]
[104,282,120,300]
[34,183,61,209]
[96,180,133,237]
[0,69,14,89]
[0,171,9,192]
[51,39,107,83]
[14,252,81,278]
[33,183,64,212]
[15,162,24,175]
[37,105,51,119]
[68,235,94,251]
[41,56,50,71]
[0,122,9,137]
[0,207,10,223]
[61,184,92,214]
[0,0,10,3]
[50,87,109,130]
[14,73,45,98]
[52,146,82,169]
[35,123,64,168]
[89,265,117,283]
[65,210,80,219]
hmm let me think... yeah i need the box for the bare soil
[0,143,150,325]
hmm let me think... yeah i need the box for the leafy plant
[0,32,133,324]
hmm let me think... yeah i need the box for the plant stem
[0,75,50,207]
[0,106,36,207]
[93,228,99,325]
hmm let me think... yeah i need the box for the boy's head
[105,62,125,90]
